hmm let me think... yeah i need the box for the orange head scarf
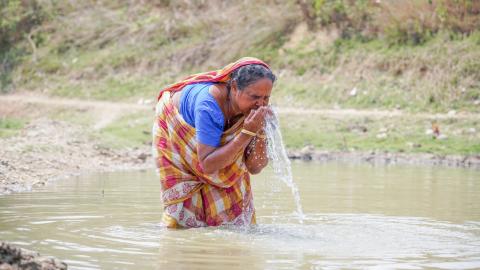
[157,57,270,101]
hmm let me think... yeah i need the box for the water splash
[264,107,305,222]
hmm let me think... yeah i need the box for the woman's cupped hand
[243,106,273,133]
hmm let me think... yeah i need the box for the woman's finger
[257,107,268,119]
[246,109,255,121]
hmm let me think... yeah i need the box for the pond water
[1,162,480,269]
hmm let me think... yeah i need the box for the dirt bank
[288,146,480,168]
[0,242,67,270]
[0,118,152,195]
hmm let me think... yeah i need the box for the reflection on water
[1,162,480,269]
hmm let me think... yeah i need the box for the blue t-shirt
[179,82,224,147]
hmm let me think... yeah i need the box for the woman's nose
[257,100,266,107]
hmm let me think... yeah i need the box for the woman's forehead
[243,78,273,94]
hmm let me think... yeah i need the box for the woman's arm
[244,136,268,174]
[197,107,267,174]
[197,133,252,174]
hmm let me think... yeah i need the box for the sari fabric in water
[153,57,269,228]
[153,93,255,228]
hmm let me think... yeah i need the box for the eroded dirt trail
[3,93,480,122]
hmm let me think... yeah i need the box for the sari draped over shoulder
[152,57,269,228]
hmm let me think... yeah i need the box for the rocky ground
[289,145,480,168]
[0,242,67,270]
[0,117,152,195]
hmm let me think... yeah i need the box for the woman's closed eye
[249,94,269,100]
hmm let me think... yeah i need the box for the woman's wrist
[256,129,266,139]
[241,128,267,139]
[240,128,257,137]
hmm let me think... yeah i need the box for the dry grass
[5,0,480,113]
[375,0,480,44]
[305,0,480,44]
[12,0,298,99]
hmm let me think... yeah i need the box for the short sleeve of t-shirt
[179,82,225,147]
[194,99,224,147]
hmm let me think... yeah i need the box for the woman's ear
[231,80,238,95]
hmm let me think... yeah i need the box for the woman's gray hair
[227,64,276,91]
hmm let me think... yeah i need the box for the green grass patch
[97,112,153,149]
[48,76,161,101]
[271,33,480,113]
[0,117,25,138]
[279,113,480,155]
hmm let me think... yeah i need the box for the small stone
[349,87,357,96]
[438,134,448,140]
[425,129,433,135]
[468,128,476,134]
[32,181,45,187]
[143,99,153,105]
[376,133,387,139]
[474,100,480,105]
[299,145,315,160]
[137,153,148,162]
[447,110,456,116]
[348,124,368,133]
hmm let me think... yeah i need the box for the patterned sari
[152,57,268,228]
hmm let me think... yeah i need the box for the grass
[10,0,296,101]
[279,113,480,155]
[84,110,480,156]
[271,32,480,113]
[2,0,479,156]
[0,117,25,138]
[4,1,479,114]
[97,112,153,149]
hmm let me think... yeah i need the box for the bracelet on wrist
[241,128,257,137]
[256,133,267,139]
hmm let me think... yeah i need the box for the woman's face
[232,78,273,115]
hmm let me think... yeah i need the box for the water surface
[1,162,480,269]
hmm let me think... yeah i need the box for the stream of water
[264,107,304,221]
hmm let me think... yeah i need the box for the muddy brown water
[1,162,479,269]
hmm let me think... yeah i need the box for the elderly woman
[152,57,276,228]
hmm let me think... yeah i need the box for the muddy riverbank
[0,242,67,270]
[0,118,152,195]
[289,145,480,168]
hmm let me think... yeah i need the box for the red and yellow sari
[152,57,269,228]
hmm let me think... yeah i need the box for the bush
[298,0,480,45]
[0,0,45,91]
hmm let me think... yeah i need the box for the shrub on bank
[0,0,45,92]
[298,0,480,45]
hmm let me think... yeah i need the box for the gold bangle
[256,133,266,139]
[241,128,256,137]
